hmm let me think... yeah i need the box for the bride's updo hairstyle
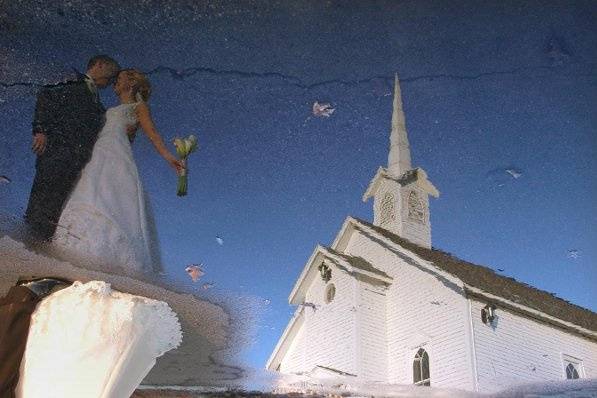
[121,69,151,102]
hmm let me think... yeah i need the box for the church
[266,76,597,393]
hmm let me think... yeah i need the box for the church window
[324,283,336,304]
[413,348,430,386]
[566,364,579,379]
[563,355,583,379]
[407,191,425,223]
[379,192,395,226]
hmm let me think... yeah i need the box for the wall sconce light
[481,304,496,325]
[318,263,332,283]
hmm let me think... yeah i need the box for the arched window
[413,348,430,386]
[563,355,583,379]
[407,191,425,223]
[566,363,580,379]
[324,283,336,304]
[379,192,395,226]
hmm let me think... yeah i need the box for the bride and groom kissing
[0,55,189,396]
[24,55,185,275]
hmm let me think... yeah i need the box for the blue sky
[0,0,595,372]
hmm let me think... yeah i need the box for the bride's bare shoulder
[134,101,151,114]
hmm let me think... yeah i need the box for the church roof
[270,244,391,369]
[353,217,597,333]
[288,245,392,305]
[325,247,390,280]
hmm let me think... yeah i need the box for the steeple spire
[362,72,439,248]
[387,74,412,176]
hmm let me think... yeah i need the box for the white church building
[266,76,597,393]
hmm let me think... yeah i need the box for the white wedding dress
[53,102,160,275]
[16,281,182,398]
[15,104,182,397]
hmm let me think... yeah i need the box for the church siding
[344,231,474,390]
[280,323,306,374]
[384,267,470,390]
[280,263,359,375]
[470,299,597,393]
[357,282,388,381]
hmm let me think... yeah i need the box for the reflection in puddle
[1,1,596,396]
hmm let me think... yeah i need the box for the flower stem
[177,175,187,196]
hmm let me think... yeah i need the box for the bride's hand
[165,154,185,175]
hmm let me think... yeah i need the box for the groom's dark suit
[25,74,106,240]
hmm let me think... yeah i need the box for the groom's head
[86,55,120,89]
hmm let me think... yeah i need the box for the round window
[324,283,336,304]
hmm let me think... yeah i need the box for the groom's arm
[32,87,54,136]
[31,87,54,155]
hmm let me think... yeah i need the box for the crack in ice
[1,62,595,91]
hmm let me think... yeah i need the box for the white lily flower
[173,133,200,196]
[173,138,185,157]
[187,135,198,153]
[183,138,192,155]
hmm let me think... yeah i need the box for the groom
[24,55,120,241]
[0,55,122,396]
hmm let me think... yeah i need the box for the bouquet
[173,134,198,196]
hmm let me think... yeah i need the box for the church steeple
[362,73,439,248]
[388,74,412,176]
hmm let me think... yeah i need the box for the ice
[271,376,597,398]
[493,379,597,398]
[132,375,597,397]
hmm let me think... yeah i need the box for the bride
[15,70,187,397]
[52,69,184,276]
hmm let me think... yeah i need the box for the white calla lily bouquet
[173,134,198,196]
